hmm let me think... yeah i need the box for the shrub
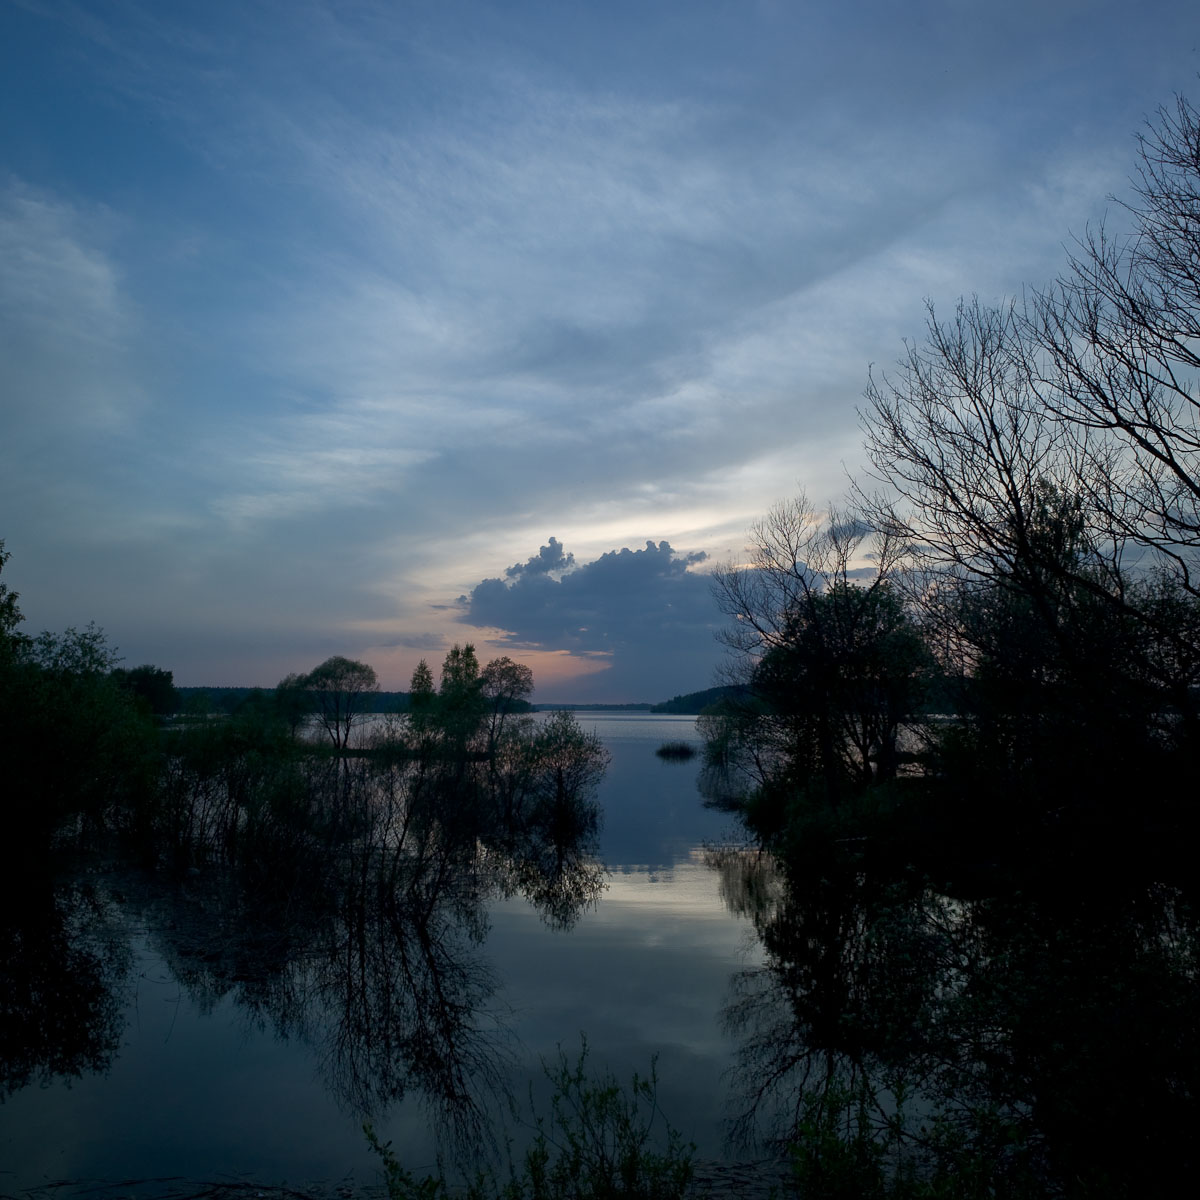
[366,1040,694,1200]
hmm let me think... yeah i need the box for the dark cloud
[505,536,575,579]
[459,539,725,701]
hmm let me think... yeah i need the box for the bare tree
[861,293,1200,732]
[1032,94,1200,594]
[712,492,904,663]
[860,298,1108,596]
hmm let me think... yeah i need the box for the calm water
[2,714,757,1190]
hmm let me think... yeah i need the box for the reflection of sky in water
[2,716,756,1187]
[484,856,759,1167]
[479,713,760,1166]
[557,712,702,742]
[577,713,739,871]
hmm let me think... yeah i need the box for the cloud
[0,182,139,437]
[458,538,725,700]
[505,536,575,579]
[376,631,448,652]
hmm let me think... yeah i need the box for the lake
[1,713,761,1192]
[6,707,1198,1198]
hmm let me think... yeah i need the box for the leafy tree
[273,672,313,738]
[705,497,926,828]
[0,540,22,666]
[438,643,485,750]
[303,655,380,750]
[526,710,609,815]
[406,658,437,737]
[752,583,929,802]
[924,481,1198,841]
[24,622,121,676]
[480,654,534,757]
[0,596,156,844]
[111,664,178,716]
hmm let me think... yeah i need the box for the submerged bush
[654,741,696,761]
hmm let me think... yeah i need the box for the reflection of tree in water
[710,845,1200,1195]
[117,713,604,1147]
[0,872,130,1100]
[1,645,608,1156]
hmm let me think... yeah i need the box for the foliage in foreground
[366,1042,694,1200]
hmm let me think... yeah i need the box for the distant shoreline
[172,685,741,716]
[532,702,654,712]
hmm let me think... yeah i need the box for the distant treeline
[174,685,434,716]
[176,690,726,716]
[649,685,748,714]
[533,702,653,712]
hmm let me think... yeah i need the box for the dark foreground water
[10,711,1197,1198]
[2,714,756,1191]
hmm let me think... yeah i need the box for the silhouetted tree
[525,710,609,815]
[752,583,929,802]
[302,655,380,750]
[408,658,436,726]
[273,671,313,738]
[861,290,1200,835]
[705,497,925,826]
[0,540,22,667]
[1032,94,1200,596]
[111,664,178,716]
[437,643,484,746]
[0,568,157,845]
[479,655,534,760]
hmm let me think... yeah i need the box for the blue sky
[1,0,1196,700]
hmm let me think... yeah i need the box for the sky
[1,0,1196,701]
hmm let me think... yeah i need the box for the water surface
[2,713,755,1191]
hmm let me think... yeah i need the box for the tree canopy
[299,655,380,750]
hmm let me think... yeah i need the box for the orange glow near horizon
[361,641,618,702]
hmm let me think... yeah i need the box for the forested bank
[704,94,1200,863]
[690,95,1200,1199]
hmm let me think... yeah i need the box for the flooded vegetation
[0,622,626,1183]
[654,741,697,761]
